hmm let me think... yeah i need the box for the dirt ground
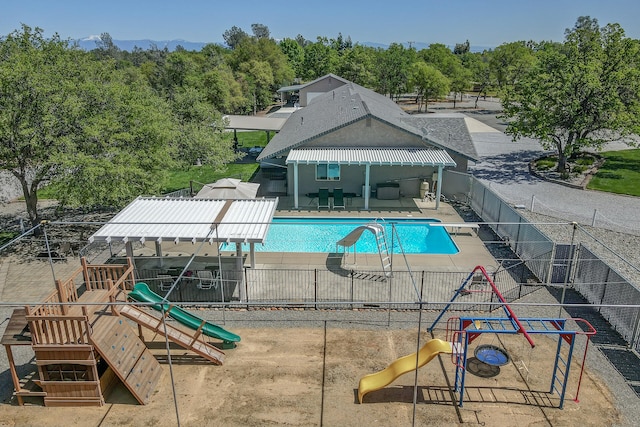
[0,324,621,427]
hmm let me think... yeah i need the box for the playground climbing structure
[358,265,597,409]
[1,257,237,407]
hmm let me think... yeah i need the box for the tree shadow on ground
[471,150,546,184]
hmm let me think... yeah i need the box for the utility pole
[407,41,414,49]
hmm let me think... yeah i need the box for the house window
[316,164,340,181]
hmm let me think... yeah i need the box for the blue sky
[3,0,640,48]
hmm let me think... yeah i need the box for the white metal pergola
[89,197,278,301]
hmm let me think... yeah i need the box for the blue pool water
[224,217,459,254]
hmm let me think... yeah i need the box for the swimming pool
[223,217,459,254]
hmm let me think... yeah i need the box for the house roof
[89,197,278,245]
[257,79,478,162]
[276,74,349,94]
[286,148,456,167]
[298,73,350,90]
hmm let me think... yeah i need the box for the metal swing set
[428,265,597,408]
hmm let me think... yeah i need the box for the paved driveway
[453,105,640,235]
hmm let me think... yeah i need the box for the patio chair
[318,188,330,209]
[157,274,174,292]
[196,270,219,290]
[333,188,345,209]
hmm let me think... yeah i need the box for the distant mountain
[362,41,494,52]
[75,36,494,53]
[75,36,211,52]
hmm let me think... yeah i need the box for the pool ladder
[370,222,392,278]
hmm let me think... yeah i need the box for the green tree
[408,62,450,112]
[419,43,458,75]
[279,38,305,78]
[202,66,247,113]
[336,44,376,87]
[0,25,178,225]
[448,62,471,107]
[454,40,471,55]
[170,86,238,167]
[489,41,536,91]
[239,59,275,114]
[251,23,270,40]
[302,37,337,80]
[502,17,640,174]
[222,26,249,49]
[375,43,414,99]
[463,51,494,107]
[54,66,178,209]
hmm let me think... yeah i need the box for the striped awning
[89,197,278,245]
[286,148,456,166]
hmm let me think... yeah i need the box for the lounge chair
[318,188,330,209]
[333,188,345,209]
[157,274,174,292]
[196,270,219,290]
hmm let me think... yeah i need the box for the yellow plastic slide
[358,339,453,403]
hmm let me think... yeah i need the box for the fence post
[350,272,354,310]
[630,307,640,352]
[559,222,578,317]
[243,267,249,308]
[530,195,535,212]
[314,269,318,310]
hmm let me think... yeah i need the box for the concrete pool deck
[124,196,496,272]
[0,197,495,305]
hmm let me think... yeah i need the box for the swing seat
[474,344,510,366]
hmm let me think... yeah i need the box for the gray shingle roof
[257,77,478,162]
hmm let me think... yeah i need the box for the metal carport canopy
[223,115,287,132]
[89,197,278,245]
[285,148,457,166]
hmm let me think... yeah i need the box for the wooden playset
[1,257,233,407]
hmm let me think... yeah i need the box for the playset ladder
[550,333,575,409]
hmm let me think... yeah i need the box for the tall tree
[336,44,376,88]
[170,86,238,167]
[408,62,450,112]
[279,38,305,78]
[489,41,536,91]
[54,66,178,209]
[375,43,414,99]
[501,17,640,174]
[251,23,270,40]
[0,25,177,225]
[302,37,337,80]
[222,26,249,50]
[454,40,470,55]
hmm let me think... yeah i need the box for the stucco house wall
[299,75,349,107]
[289,163,442,198]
